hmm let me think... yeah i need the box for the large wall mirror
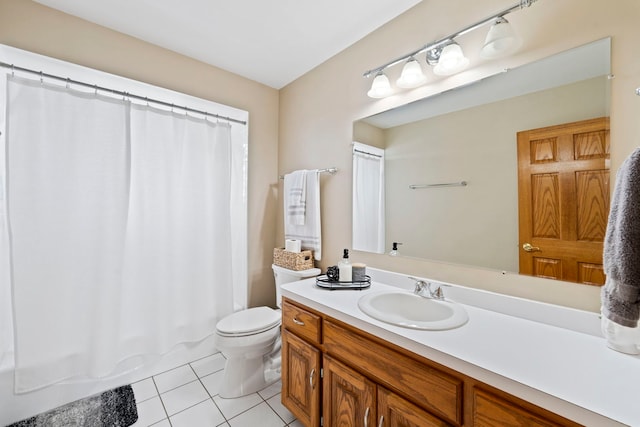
[353,38,611,285]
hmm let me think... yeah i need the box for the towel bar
[409,181,467,189]
[279,167,338,180]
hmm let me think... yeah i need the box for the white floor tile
[149,420,171,427]
[267,393,295,424]
[133,396,167,426]
[213,392,262,419]
[287,420,304,427]
[153,364,198,393]
[170,399,226,427]
[227,402,287,427]
[161,380,210,416]
[191,352,227,378]
[132,377,158,403]
[200,370,225,397]
[258,380,282,400]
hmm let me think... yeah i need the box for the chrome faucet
[409,277,444,300]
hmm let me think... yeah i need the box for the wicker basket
[273,248,314,271]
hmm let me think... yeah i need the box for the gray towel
[601,147,640,327]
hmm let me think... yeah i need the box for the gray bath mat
[6,385,137,427]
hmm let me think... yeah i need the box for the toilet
[215,264,320,398]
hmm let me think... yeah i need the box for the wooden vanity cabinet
[323,319,462,425]
[281,298,582,427]
[322,354,447,427]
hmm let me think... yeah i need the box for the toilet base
[218,354,280,398]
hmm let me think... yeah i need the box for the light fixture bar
[363,0,538,78]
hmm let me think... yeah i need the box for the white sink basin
[358,290,468,330]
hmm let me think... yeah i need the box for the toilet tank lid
[272,264,321,278]
[217,307,281,335]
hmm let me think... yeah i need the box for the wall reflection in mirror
[353,38,611,285]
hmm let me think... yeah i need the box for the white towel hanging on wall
[284,170,307,225]
[284,170,322,260]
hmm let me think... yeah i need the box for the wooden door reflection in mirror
[517,117,610,285]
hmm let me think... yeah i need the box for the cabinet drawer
[472,387,581,427]
[324,320,462,425]
[282,300,322,345]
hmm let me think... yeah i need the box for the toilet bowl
[215,264,320,398]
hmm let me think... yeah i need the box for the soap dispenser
[389,242,402,256]
[338,249,352,282]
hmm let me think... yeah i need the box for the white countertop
[282,273,640,427]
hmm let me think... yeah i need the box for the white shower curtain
[5,76,236,392]
[352,142,385,254]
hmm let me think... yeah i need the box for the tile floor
[131,352,301,427]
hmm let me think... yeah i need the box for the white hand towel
[284,170,307,225]
[285,170,322,260]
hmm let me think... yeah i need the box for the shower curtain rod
[353,148,383,158]
[0,61,247,125]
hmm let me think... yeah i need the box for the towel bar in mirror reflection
[279,167,337,180]
[409,181,467,189]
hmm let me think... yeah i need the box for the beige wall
[0,0,280,307]
[279,0,640,312]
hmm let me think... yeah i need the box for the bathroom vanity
[280,270,639,427]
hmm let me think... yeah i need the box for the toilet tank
[272,264,321,308]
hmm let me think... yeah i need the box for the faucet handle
[408,276,425,285]
[428,283,444,300]
[409,276,429,295]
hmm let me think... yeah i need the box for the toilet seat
[216,306,281,337]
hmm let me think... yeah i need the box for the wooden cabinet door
[517,117,609,285]
[377,386,451,427]
[323,355,376,427]
[282,329,321,427]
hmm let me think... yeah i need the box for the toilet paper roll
[285,239,301,253]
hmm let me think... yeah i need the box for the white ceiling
[34,0,422,89]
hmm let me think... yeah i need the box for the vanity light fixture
[364,0,538,98]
